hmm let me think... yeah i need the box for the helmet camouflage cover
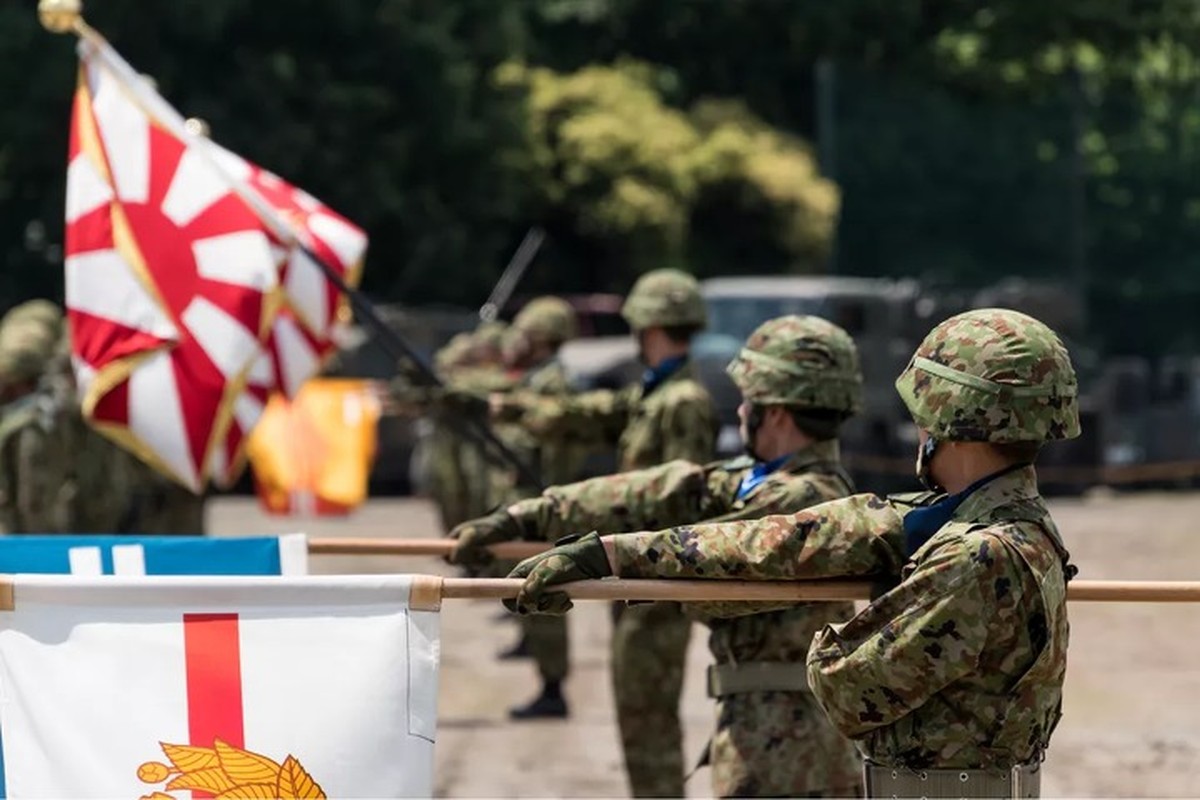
[894,308,1080,443]
[620,269,707,331]
[726,315,862,414]
[0,320,58,387]
[3,300,64,338]
[512,297,577,344]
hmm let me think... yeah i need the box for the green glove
[504,531,612,615]
[447,509,523,567]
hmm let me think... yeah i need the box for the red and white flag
[64,35,367,491]
[0,575,438,798]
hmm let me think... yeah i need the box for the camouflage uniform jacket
[512,360,714,470]
[0,391,71,532]
[509,440,861,795]
[611,466,1072,769]
[492,358,581,502]
[509,440,858,656]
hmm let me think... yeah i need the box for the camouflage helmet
[3,300,64,339]
[726,315,862,414]
[512,297,577,344]
[894,308,1080,443]
[0,320,58,387]
[620,269,707,331]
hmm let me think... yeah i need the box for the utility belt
[863,759,1041,799]
[705,661,810,697]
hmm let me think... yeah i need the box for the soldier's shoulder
[657,376,713,409]
[716,454,754,471]
[887,490,941,510]
[767,468,850,504]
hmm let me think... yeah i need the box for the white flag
[0,575,440,799]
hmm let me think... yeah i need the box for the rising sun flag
[63,32,367,491]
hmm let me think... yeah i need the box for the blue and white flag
[0,534,308,576]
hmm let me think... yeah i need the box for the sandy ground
[210,489,1200,798]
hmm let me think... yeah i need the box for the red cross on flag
[64,36,367,491]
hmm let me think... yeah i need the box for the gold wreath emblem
[136,738,326,799]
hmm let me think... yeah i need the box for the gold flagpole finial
[38,0,82,34]
[184,118,211,138]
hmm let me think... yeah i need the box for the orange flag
[246,380,381,515]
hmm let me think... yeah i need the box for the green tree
[495,60,837,291]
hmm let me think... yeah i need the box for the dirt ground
[210,489,1200,798]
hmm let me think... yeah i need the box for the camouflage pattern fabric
[607,466,1071,770]
[807,467,1071,770]
[895,308,1080,443]
[506,441,859,797]
[426,364,516,530]
[0,390,71,532]
[121,457,207,534]
[513,361,715,472]
[491,357,582,685]
[727,314,862,413]
[502,360,713,797]
[620,268,707,331]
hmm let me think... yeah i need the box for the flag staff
[37,0,545,491]
[418,576,1200,607]
[308,537,546,560]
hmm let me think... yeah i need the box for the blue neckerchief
[736,452,793,500]
[901,464,1026,556]
[641,355,687,395]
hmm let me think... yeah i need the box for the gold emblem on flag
[136,738,326,799]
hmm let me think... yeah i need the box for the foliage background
[3,0,1200,355]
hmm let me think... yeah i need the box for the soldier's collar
[778,439,841,474]
[952,463,1039,522]
[641,355,689,395]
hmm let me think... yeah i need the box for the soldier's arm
[804,533,1007,739]
[660,389,715,464]
[500,388,631,448]
[507,459,716,542]
[611,493,907,581]
[683,477,847,619]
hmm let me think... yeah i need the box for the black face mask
[915,434,945,493]
[742,404,766,461]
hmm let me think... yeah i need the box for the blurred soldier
[424,322,510,531]
[11,301,137,533]
[120,459,207,534]
[491,269,715,796]
[0,309,71,532]
[481,297,583,719]
[510,309,1080,800]
[452,315,864,796]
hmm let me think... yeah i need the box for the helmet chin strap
[916,434,946,493]
[742,404,767,462]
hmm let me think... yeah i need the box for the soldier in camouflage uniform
[424,321,511,531]
[491,269,715,796]
[0,309,72,532]
[453,315,865,796]
[480,297,585,719]
[0,300,139,533]
[509,308,1079,799]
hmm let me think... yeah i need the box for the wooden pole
[308,538,545,560]
[431,577,1200,604]
[312,541,1200,603]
